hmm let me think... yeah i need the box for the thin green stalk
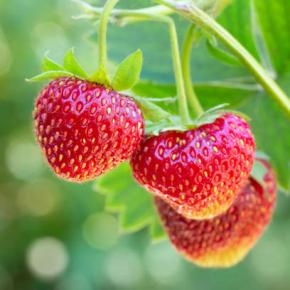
[78,2,191,124]
[91,0,119,84]
[182,24,203,117]
[74,1,173,21]
[157,0,290,118]
[166,18,191,123]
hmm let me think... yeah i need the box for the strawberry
[155,159,276,268]
[34,77,144,182]
[131,113,255,219]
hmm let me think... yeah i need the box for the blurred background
[0,0,290,289]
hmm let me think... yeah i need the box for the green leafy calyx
[28,48,143,92]
[250,159,268,191]
[27,49,88,82]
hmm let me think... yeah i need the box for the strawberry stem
[91,0,119,85]
[157,0,290,119]
[78,3,191,124]
[166,18,191,124]
[182,24,204,118]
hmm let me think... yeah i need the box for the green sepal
[28,48,89,83]
[89,66,111,87]
[255,150,270,161]
[250,159,268,189]
[193,104,251,128]
[228,110,251,121]
[133,95,171,123]
[26,70,75,82]
[145,116,186,135]
[252,152,288,195]
[63,48,88,78]
[112,49,143,91]
[194,103,229,126]
[42,54,64,72]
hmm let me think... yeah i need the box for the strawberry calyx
[143,103,251,135]
[27,48,143,93]
[250,153,275,196]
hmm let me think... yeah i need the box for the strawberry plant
[30,0,290,268]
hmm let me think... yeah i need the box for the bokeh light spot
[82,213,118,250]
[56,274,91,290]
[31,22,69,59]
[105,248,143,288]
[145,242,183,285]
[6,141,44,180]
[17,179,59,216]
[26,237,69,281]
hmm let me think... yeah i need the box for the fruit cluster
[33,75,276,268]
[31,0,277,269]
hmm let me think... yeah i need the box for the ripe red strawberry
[34,77,144,182]
[155,159,276,268]
[131,113,255,219]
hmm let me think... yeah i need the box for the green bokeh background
[0,0,289,289]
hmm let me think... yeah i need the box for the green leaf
[242,91,290,191]
[112,49,143,91]
[221,0,290,191]
[42,55,63,72]
[63,48,88,78]
[252,0,290,73]
[94,163,166,241]
[219,0,260,59]
[150,214,167,242]
[26,70,75,82]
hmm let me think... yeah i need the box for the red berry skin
[131,113,255,220]
[33,77,144,182]
[155,159,276,268]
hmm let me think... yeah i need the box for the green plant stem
[76,1,191,124]
[91,0,119,84]
[182,24,203,117]
[166,18,191,123]
[157,0,290,118]
[74,1,173,21]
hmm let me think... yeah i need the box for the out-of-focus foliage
[0,0,289,290]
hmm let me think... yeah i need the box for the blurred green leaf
[133,80,256,113]
[252,0,290,73]
[94,163,166,241]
